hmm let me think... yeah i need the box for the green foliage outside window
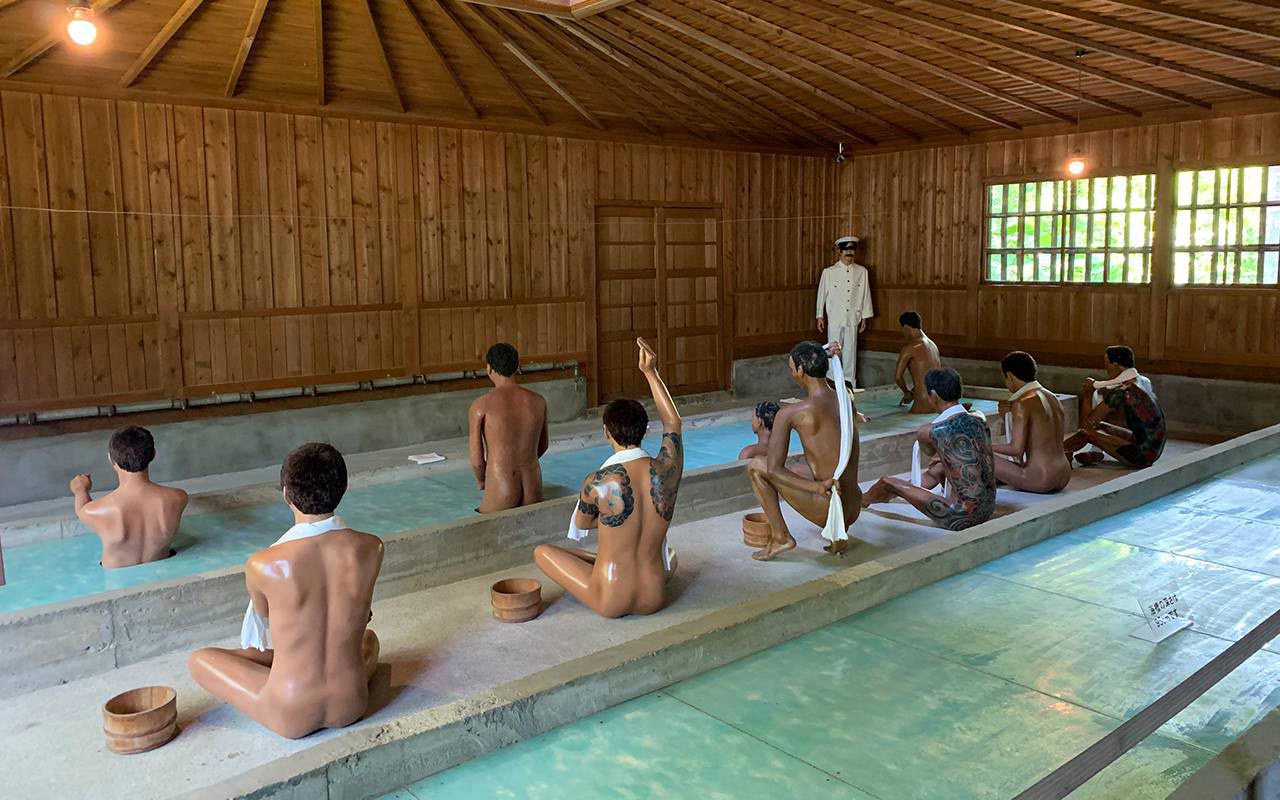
[1172,165,1280,286]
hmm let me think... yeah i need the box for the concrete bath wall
[732,352,1280,437]
[0,378,586,507]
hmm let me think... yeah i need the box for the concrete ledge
[1171,705,1280,800]
[178,422,1280,800]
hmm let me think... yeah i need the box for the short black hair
[924,367,962,403]
[899,311,922,329]
[1105,345,1136,369]
[755,401,780,431]
[485,343,519,377]
[789,341,829,378]
[603,399,648,447]
[1001,351,1037,383]
[109,426,156,473]
[280,443,348,515]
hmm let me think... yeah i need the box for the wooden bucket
[742,512,772,548]
[102,685,178,755]
[491,578,543,623]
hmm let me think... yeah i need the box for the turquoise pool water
[0,397,995,613]
[378,453,1280,800]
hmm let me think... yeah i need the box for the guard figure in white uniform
[816,235,874,386]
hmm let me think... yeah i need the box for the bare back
[779,390,860,498]
[901,337,942,414]
[250,530,383,734]
[78,483,188,568]
[1016,389,1072,488]
[470,385,549,511]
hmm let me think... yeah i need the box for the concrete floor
[0,445,1186,800]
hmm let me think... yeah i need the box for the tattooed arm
[649,432,684,522]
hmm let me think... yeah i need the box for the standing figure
[815,235,874,387]
[468,343,550,513]
[69,426,188,568]
[746,341,860,560]
[992,351,1072,493]
[188,443,383,739]
[1064,346,1166,469]
[738,400,781,462]
[534,338,683,618]
[863,368,997,531]
[893,311,942,414]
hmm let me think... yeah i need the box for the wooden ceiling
[0,0,1278,152]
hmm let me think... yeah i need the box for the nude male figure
[737,400,781,462]
[894,311,942,414]
[1065,345,1166,469]
[534,338,682,618]
[863,367,996,531]
[991,351,1071,494]
[188,443,383,739]
[469,343,549,513]
[69,426,187,568]
[747,340,861,561]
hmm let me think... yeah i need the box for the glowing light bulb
[67,6,97,46]
[1067,157,1086,176]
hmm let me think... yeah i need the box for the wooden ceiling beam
[434,0,547,124]
[552,17,630,67]
[827,0,1137,116]
[698,0,1021,132]
[630,6,881,145]
[586,16,820,146]
[1000,0,1280,71]
[1098,0,1280,44]
[913,0,1270,103]
[359,0,405,112]
[314,0,324,105]
[768,0,1075,124]
[119,0,206,87]
[0,1,25,11]
[1,0,130,78]
[398,0,480,118]
[225,0,270,97]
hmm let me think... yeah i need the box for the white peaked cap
[834,235,860,247]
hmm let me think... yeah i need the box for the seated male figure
[737,400,781,461]
[469,343,549,512]
[70,426,188,568]
[992,351,1072,493]
[863,367,997,531]
[188,443,383,740]
[1065,345,1166,469]
[894,311,942,414]
[534,338,683,618]
[747,341,860,560]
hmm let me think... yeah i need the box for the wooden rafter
[757,0,1075,124]
[842,0,1208,109]
[914,0,1273,103]
[587,15,828,146]
[631,6,881,145]
[552,17,630,67]
[120,0,206,87]
[692,0,1018,132]
[0,0,24,11]
[1098,0,1280,44]
[225,0,269,97]
[1001,0,1280,69]
[817,0,1138,117]
[399,0,480,117]
[359,0,405,112]
[1,0,130,78]
[434,0,547,124]
[314,0,324,105]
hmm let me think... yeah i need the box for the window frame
[1169,160,1280,289]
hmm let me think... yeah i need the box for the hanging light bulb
[1065,49,1089,176]
[1067,151,1087,176]
[66,1,97,47]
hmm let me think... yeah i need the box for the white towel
[240,515,347,651]
[1091,368,1141,406]
[568,447,674,570]
[822,353,855,544]
[1005,380,1043,445]
[911,404,968,495]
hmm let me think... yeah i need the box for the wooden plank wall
[0,90,843,414]
[849,112,1280,379]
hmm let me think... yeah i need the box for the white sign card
[1130,586,1193,643]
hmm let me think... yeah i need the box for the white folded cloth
[911,404,969,495]
[240,514,347,651]
[822,353,855,544]
[568,447,673,570]
[1090,368,1155,405]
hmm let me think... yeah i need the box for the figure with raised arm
[188,443,383,739]
[469,343,550,512]
[893,311,942,414]
[69,426,188,568]
[1064,345,1166,469]
[992,351,1072,493]
[738,400,781,462]
[534,338,683,618]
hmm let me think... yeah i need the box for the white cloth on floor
[816,260,873,385]
[568,446,673,570]
[1004,380,1043,444]
[240,514,346,651]
[821,352,855,544]
[911,404,968,496]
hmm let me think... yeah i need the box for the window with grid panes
[984,174,1156,284]
[1173,165,1280,286]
